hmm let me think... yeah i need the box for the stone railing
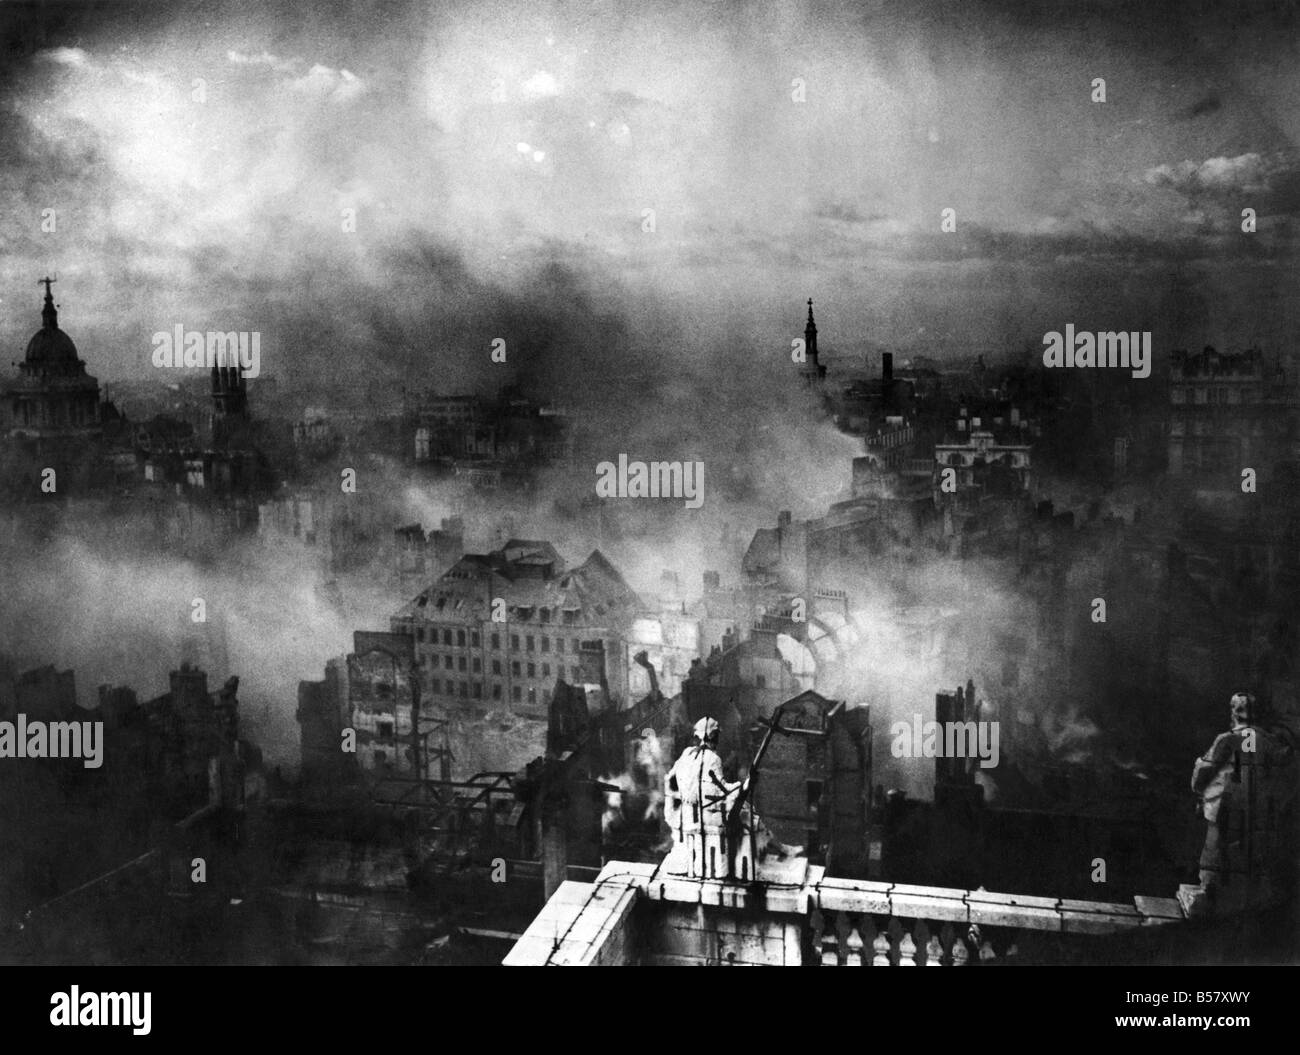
[807,876,1183,966]
[504,859,1186,966]
[813,910,1004,966]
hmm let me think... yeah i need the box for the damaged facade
[390,540,643,719]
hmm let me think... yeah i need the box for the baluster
[898,925,918,967]
[834,911,852,967]
[951,932,971,966]
[845,917,864,966]
[871,916,891,966]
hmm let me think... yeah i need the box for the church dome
[25,325,80,364]
[24,279,80,364]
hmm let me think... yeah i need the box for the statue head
[692,716,720,748]
[1229,691,1256,728]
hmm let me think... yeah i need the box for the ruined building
[1167,346,1299,490]
[745,689,872,877]
[743,510,808,594]
[297,632,422,781]
[2,660,264,955]
[135,358,273,525]
[390,540,643,719]
[393,518,465,592]
[96,663,262,817]
[624,576,702,701]
[413,386,573,488]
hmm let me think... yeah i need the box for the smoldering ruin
[1,0,1298,969]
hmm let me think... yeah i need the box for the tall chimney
[882,352,894,384]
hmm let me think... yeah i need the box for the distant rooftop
[394,542,641,625]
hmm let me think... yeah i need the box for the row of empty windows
[415,627,480,647]
[413,627,586,654]
[420,654,585,682]
[511,606,580,625]
[428,679,553,706]
[1171,386,1258,405]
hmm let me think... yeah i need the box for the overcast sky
[1,0,1297,405]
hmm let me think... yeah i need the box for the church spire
[804,297,818,363]
[39,276,58,329]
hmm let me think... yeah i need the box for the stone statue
[664,717,748,879]
[1190,691,1296,907]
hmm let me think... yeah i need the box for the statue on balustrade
[1190,691,1297,911]
[664,717,747,879]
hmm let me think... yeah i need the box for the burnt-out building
[742,510,808,594]
[390,540,643,720]
[834,351,920,437]
[95,663,262,817]
[624,584,702,703]
[342,631,423,779]
[512,678,612,899]
[412,386,574,487]
[688,569,792,657]
[2,660,267,962]
[296,630,434,784]
[678,623,813,768]
[746,690,872,878]
[296,657,353,788]
[1168,346,1298,488]
[393,517,464,592]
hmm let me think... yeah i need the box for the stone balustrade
[505,857,1186,966]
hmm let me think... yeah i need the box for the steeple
[39,276,58,329]
[799,298,826,386]
[804,298,817,362]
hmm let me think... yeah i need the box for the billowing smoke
[599,725,671,842]
[634,728,667,822]
[1,0,1293,804]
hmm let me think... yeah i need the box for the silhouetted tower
[801,298,827,386]
[805,298,817,359]
[210,363,248,447]
[211,364,248,419]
